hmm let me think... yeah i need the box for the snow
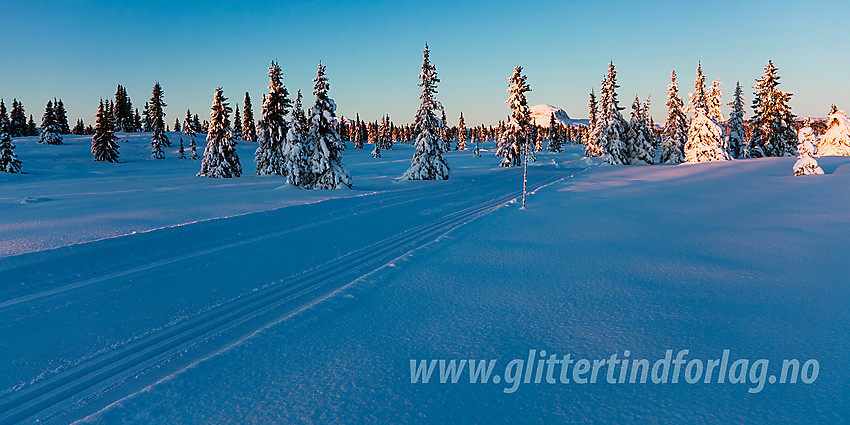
[1,134,848,423]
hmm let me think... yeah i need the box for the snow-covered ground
[1,134,848,423]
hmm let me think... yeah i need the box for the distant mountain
[529,104,589,127]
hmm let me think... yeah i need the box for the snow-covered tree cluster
[577,63,658,165]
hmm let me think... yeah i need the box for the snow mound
[529,104,587,127]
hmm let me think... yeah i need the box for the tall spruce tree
[9,100,26,137]
[401,44,449,180]
[148,82,169,158]
[594,62,628,165]
[660,70,687,163]
[727,82,747,158]
[232,104,242,140]
[133,108,142,132]
[183,108,196,146]
[91,100,119,162]
[497,66,533,167]
[626,95,654,164]
[282,89,308,185]
[174,117,181,133]
[378,114,393,150]
[749,60,796,157]
[305,62,351,189]
[689,62,708,114]
[54,99,70,134]
[0,100,8,135]
[114,85,135,132]
[0,110,21,173]
[457,112,467,151]
[39,100,63,145]
[26,115,38,136]
[255,61,291,175]
[242,92,257,142]
[198,88,241,178]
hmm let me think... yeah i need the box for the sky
[1,0,848,127]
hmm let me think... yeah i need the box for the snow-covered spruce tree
[378,115,393,150]
[54,99,70,134]
[472,127,481,157]
[706,79,730,155]
[282,89,308,186]
[114,85,135,132]
[750,60,796,157]
[198,88,241,178]
[727,82,748,158]
[401,44,450,180]
[546,112,564,152]
[27,115,38,136]
[352,114,362,149]
[39,100,63,145]
[232,104,242,140]
[706,80,724,123]
[689,62,708,115]
[594,62,628,165]
[183,109,195,138]
[684,109,730,163]
[91,100,119,163]
[255,61,291,176]
[133,109,142,132]
[9,100,27,137]
[585,88,601,156]
[817,108,850,156]
[178,138,186,159]
[148,82,169,158]
[190,138,198,160]
[660,70,688,163]
[497,66,533,167]
[439,108,450,151]
[0,117,21,173]
[371,133,381,158]
[0,100,9,135]
[793,123,824,175]
[457,112,467,151]
[242,92,257,142]
[626,96,654,164]
[304,62,351,189]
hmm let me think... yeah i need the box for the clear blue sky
[1,0,847,127]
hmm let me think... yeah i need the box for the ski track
[0,167,577,425]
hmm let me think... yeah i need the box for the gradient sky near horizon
[1,0,847,127]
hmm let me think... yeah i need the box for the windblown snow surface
[0,134,848,424]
